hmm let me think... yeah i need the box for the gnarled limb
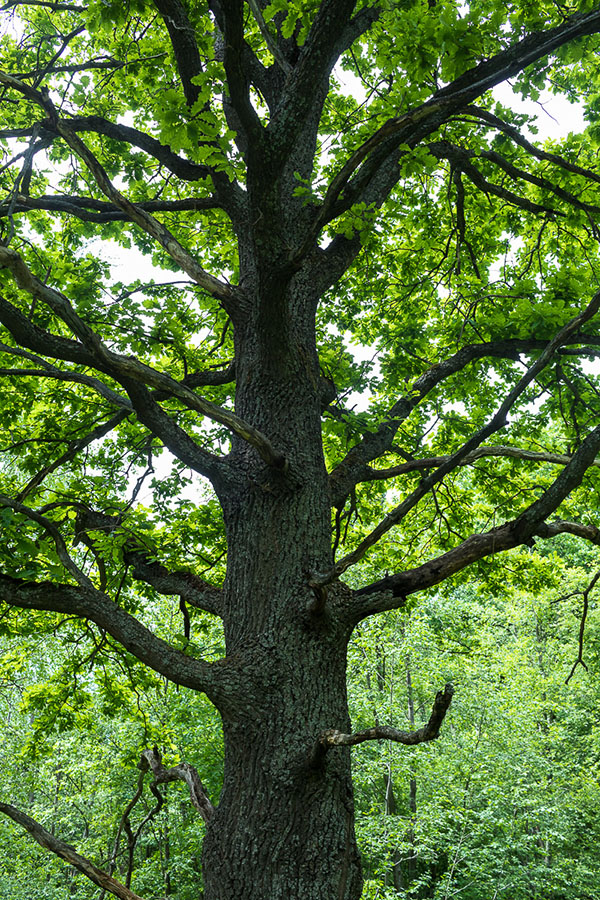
[104,745,214,890]
[565,569,600,684]
[140,746,215,822]
[312,684,454,765]
[0,802,147,900]
[0,72,233,299]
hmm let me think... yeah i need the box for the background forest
[1,531,599,899]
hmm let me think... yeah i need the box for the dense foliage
[1,0,600,897]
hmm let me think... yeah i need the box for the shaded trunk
[201,287,363,899]
[202,628,362,900]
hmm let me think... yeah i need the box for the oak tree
[1,0,600,897]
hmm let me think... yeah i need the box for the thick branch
[0,495,94,589]
[114,378,236,485]
[0,294,99,369]
[0,246,285,471]
[0,575,235,705]
[269,0,358,160]
[1,116,212,181]
[126,552,223,616]
[305,5,600,249]
[75,508,223,617]
[152,0,204,107]
[247,0,292,74]
[352,424,600,616]
[214,0,264,142]
[140,747,215,822]
[325,289,600,582]
[0,0,85,8]
[428,141,564,218]
[468,106,600,186]
[0,341,130,407]
[0,803,146,900]
[54,123,233,302]
[1,194,222,224]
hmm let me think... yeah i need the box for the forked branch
[140,746,215,822]
[0,575,238,707]
[0,246,286,470]
[350,424,600,618]
[329,334,600,508]
[74,506,223,617]
[310,5,600,236]
[322,292,600,584]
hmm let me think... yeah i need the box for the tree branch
[428,140,564,218]
[14,409,131,502]
[0,246,286,471]
[352,425,600,617]
[74,507,223,618]
[0,575,236,705]
[358,444,600,484]
[565,569,600,683]
[320,292,600,586]
[0,117,211,182]
[140,746,215,822]
[1,194,223,224]
[152,0,205,108]
[0,0,86,9]
[0,803,147,900]
[269,0,358,160]
[329,334,600,508]
[302,5,600,251]
[54,123,233,302]
[247,0,292,75]
[467,105,600,186]
[312,683,453,765]
[0,341,131,408]
[212,0,264,143]
[0,494,95,589]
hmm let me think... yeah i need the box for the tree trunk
[201,635,363,900]
[200,302,363,899]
